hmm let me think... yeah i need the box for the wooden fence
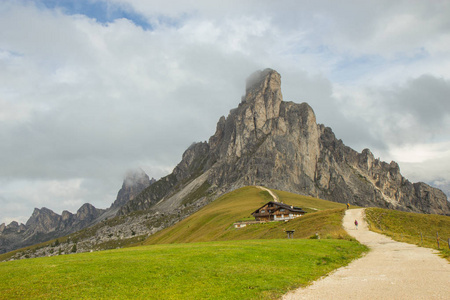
[380,230,449,250]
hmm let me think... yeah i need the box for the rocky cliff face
[121,69,450,216]
[315,129,449,214]
[26,207,64,234]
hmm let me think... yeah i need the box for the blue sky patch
[332,54,386,83]
[35,0,152,30]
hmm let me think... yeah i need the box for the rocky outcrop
[118,143,210,215]
[25,207,62,234]
[111,169,155,209]
[314,130,449,214]
[24,204,106,236]
[121,69,450,216]
[0,221,26,234]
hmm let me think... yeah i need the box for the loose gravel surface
[283,208,450,300]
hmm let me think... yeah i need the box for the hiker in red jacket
[354,219,358,230]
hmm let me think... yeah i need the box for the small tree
[71,244,77,253]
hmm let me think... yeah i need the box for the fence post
[420,232,423,246]
[448,238,450,250]
[436,232,440,249]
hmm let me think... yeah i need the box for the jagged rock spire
[242,69,283,129]
[110,169,154,209]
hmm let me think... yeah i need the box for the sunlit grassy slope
[144,186,349,245]
[0,239,367,300]
[365,207,450,260]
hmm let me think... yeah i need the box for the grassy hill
[0,186,370,299]
[365,207,450,260]
[144,186,350,245]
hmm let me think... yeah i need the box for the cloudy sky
[1,0,450,225]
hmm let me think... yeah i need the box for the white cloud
[1,0,450,223]
[399,154,450,192]
[390,142,450,164]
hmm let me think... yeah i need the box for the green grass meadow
[0,239,367,300]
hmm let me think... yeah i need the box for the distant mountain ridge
[0,170,155,254]
[0,204,105,254]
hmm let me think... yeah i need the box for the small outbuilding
[251,201,306,221]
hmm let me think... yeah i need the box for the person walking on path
[347,203,350,209]
[354,219,358,230]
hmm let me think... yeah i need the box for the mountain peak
[111,169,154,209]
[124,168,151,188]
[243,69,282,117]
[245,68,281,95]
[25,207,60,233]
[122,68,450,216]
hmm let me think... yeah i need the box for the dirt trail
[283,208,450,300]
[256,186,279,202]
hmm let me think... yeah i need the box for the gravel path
[282,208,450,299]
